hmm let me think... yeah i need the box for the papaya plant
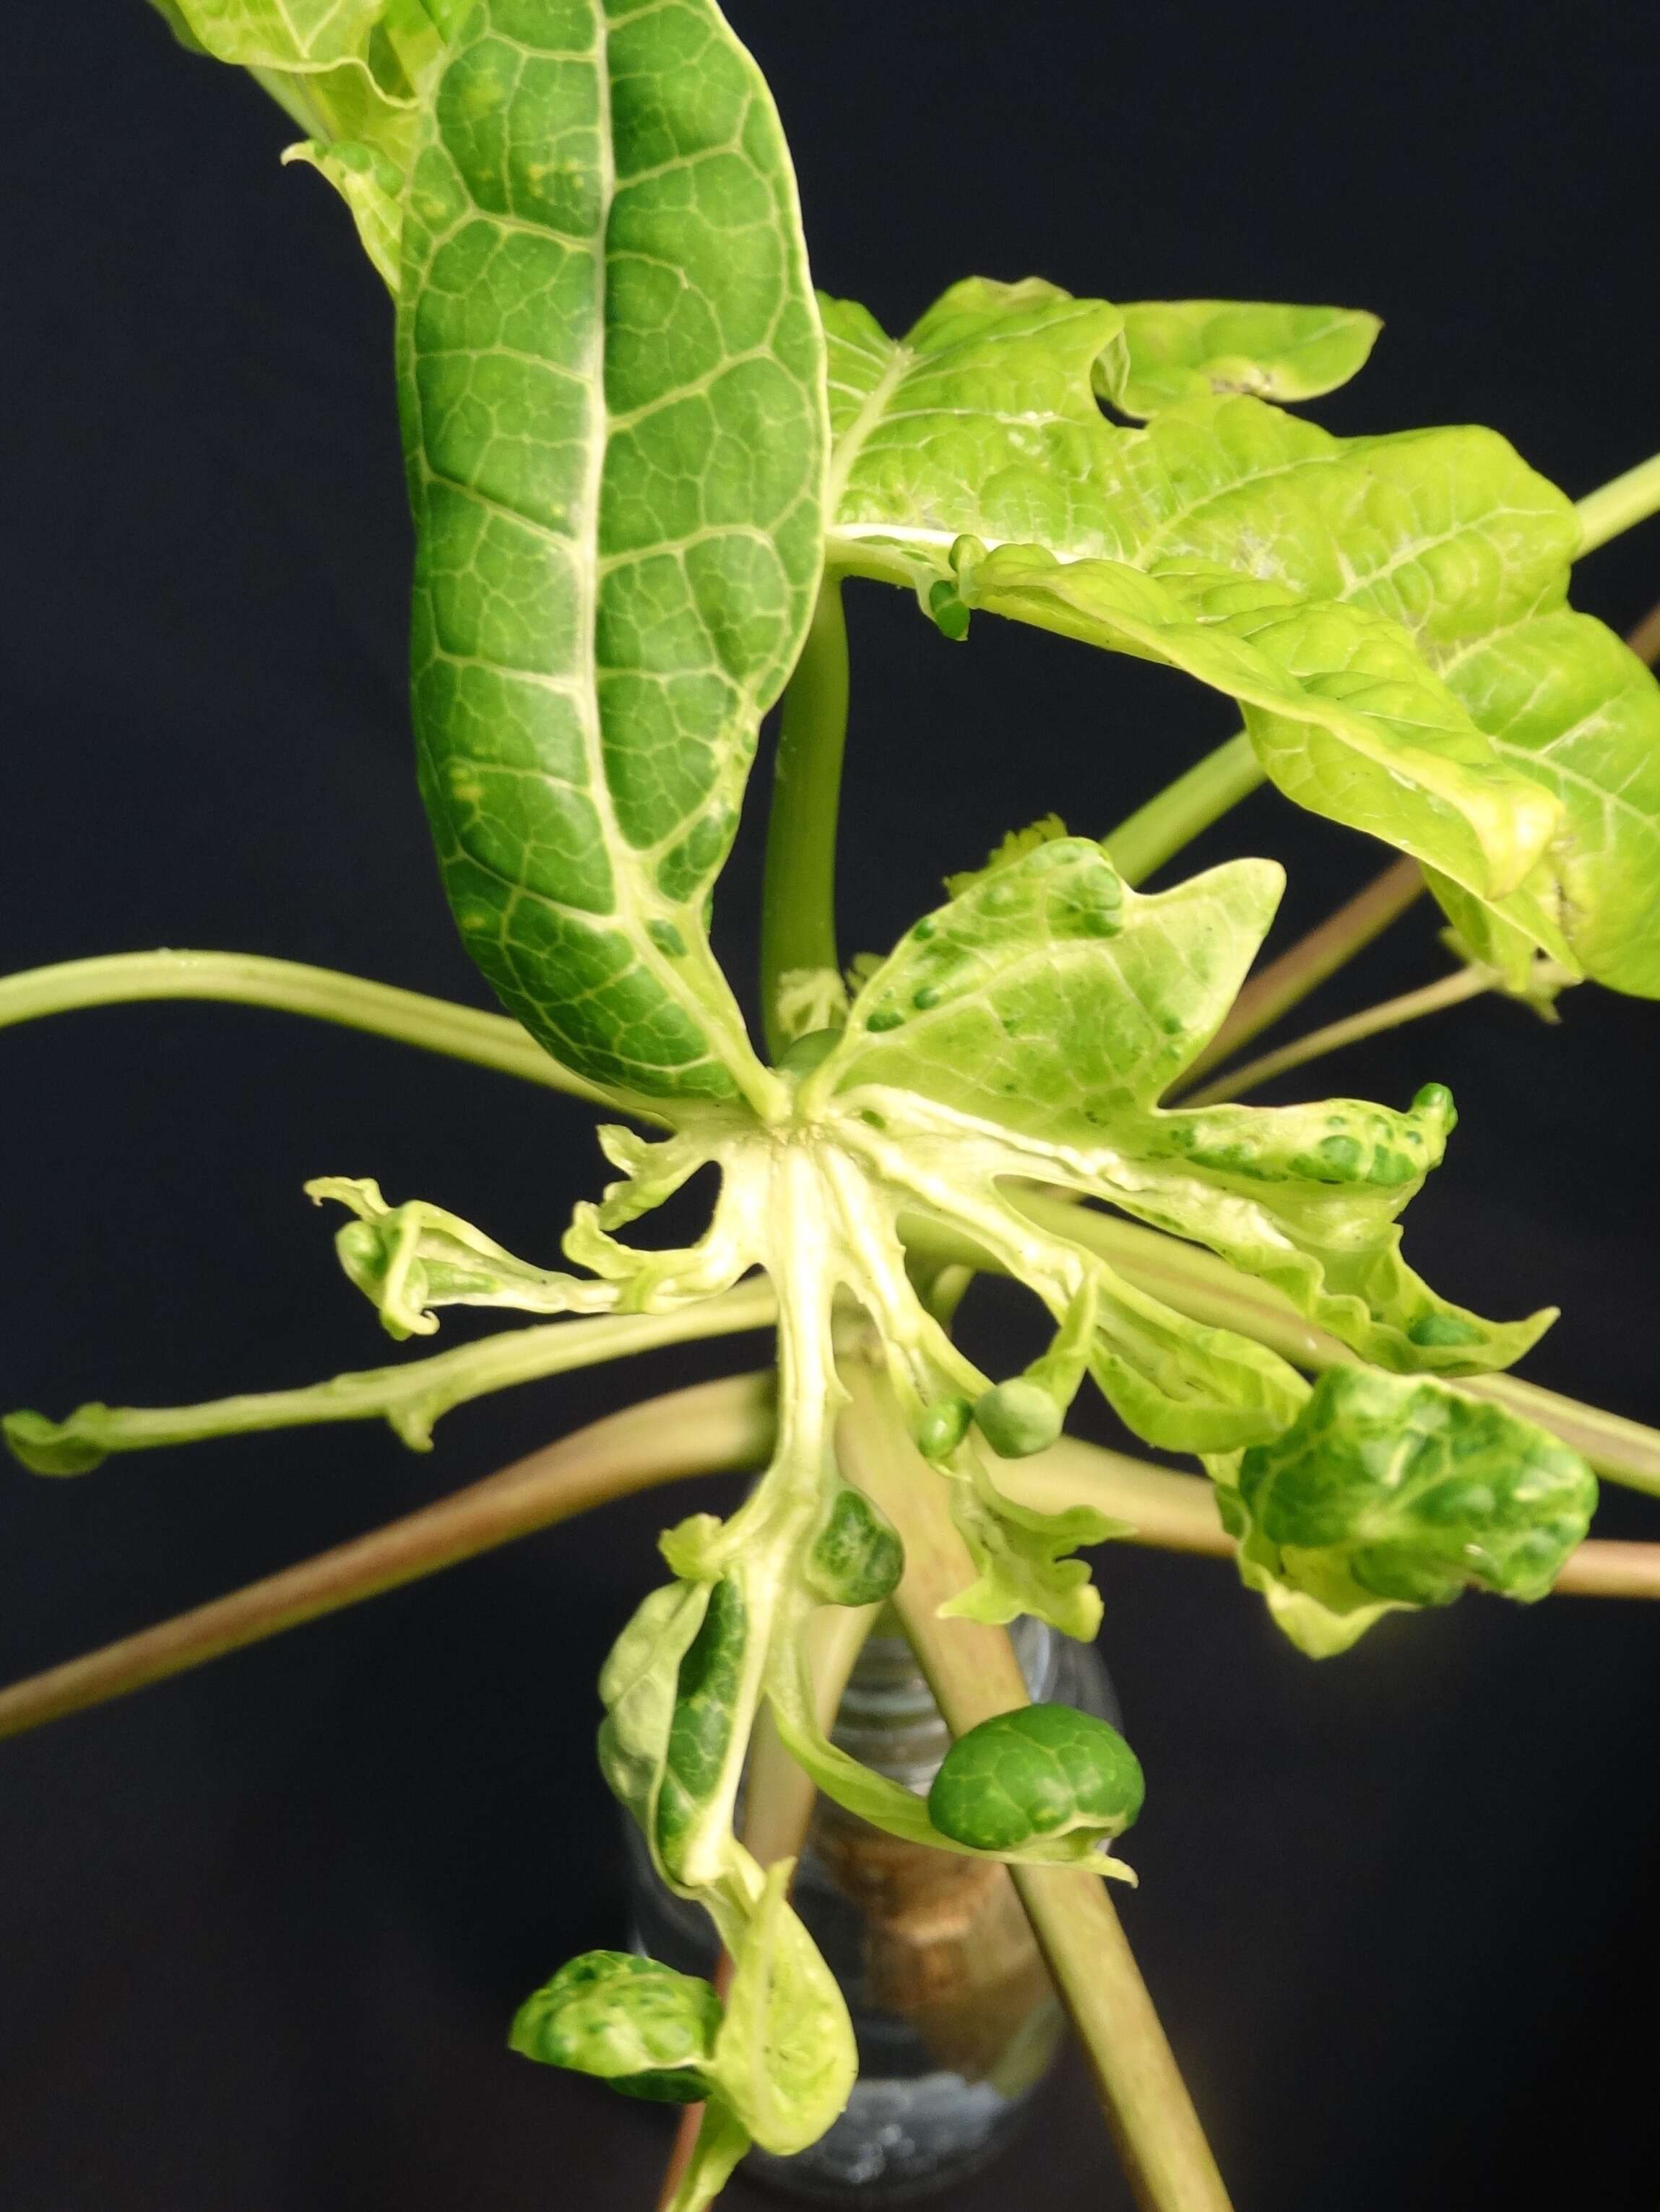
[4,5,1660,2209]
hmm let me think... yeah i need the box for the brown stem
[1626,590,1660,670]
[1177,964,1495,1108]
[1003,1436,1660,1597]
[1175,855,1426,1094]
[839,1362,1234,2212]
[0,1373,776,1745]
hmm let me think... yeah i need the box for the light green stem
[1575,449,1660,554]
[0,949,624,1110]
[838,1363,1234,2212]
[1178,964,1496,1107]
[7,1280,778,1472]
[760,579,852,1059]
[0,1372,778,1745]
[1103,731,1263,887]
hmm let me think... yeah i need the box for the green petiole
[760,579,854,1060]
[6,1281,778,1473]
[0,949,626,1111]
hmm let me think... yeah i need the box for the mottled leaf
[821,839,1544,1399]
[511,1950,721,2102]
[1217,1366,1597,1656]
[399,0,826,1107]
[928,1703,1144,1853]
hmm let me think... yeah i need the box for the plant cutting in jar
[5,5,1660,2208]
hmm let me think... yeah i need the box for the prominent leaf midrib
[402,1,747,1097]
[825,338,917,515]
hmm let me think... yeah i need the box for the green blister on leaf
[973,1378,1063,1459]
[928,1703,1144,1854]
[657,1575,750,1877]
[398,0,828,1107]
[1221,1366,1598,1656]
[804,1487,904,1606]
[510,1950,720,2103]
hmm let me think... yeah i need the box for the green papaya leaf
[657,1574,751,1885]
[597,1576,718,1881]
[825,836,1282,1140]
[399,0,826,1110]
[927,1703,1145,1854]
[1099,299,1381,418]
[764,1675,1137,1877]
[818,839,1542,1411]
[937,1458,1125,1642]
[149,0,446,251]
[951,539,1560,909]
[709,1859,855,2156]
[824,275,1660,984]
[510,1950,721,2102]
[282,137,405,287]
[821,277,1124,582]
[1216,1367,1598,1656]
[1128,1088,1555,1375]
[1427,613,1660,998]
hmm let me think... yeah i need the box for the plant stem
[1177,964,1495,1107]
[839,1362,1234,2212]
[1575,449,1660,554]
[1627,590,1660,669]
[9,1280,779,1470]
[759,579,852,1058]
[0,1372,777,1744]
[9,1374,1654,1753]
[1103,731,1263,888]
[0,949,623,1109]
[900,1199,1660,1495]
[1002,1438,1660,1597]
[1175,855,1426,1092]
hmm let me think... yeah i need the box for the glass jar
[622,1617,1119,2201]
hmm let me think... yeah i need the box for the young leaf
[821,838,1542,1403]
[937,1459,1125,1643]
[307,1175,615,1337]
[399,0,826,1110]
[1217,1367,1598,1656]
[709,1859,855,2156]
[1099,299,1381,418]
[510,1950,722,2103]
[927,1703,1145,1854]
[826,835,1283,1142]
[1131,1089,1555,1375]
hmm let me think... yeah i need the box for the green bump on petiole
[916,1395,973,1461]
[973,1378,1064,1459]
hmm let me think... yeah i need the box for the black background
[3,5,1659,2208]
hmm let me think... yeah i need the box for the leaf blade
[399,0,826,1107]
